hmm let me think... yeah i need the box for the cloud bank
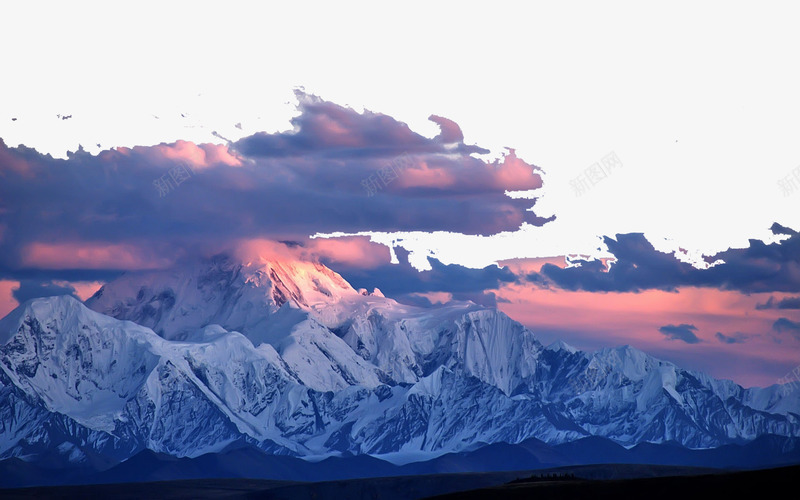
[0,92,550,286]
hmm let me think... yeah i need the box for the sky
[1,1,800,387]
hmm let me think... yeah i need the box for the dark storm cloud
[0,92,550,279]
[11,280,78,304]
[526,224,800,293]
[772,318,800,340]
[659,324,702,344]
[755,296,800,310]
[331,247,516,301]
[0,266,120,283]
[715,331,749,344]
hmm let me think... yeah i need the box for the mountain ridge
[0,253,798,480]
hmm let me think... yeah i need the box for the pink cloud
[234,237,390,269]
[199,143,243,167]
[307,237,391,269]
[233,239,311,264]
[300,95,425,150]
[396,158,458,189]
[308,110,365,148]
[413,291,454,305]
[0,280,19,318]
[21,242,174,270]
[145,141,242,169]
[0,141,33,177]
[490,149,544,191]
[495,284,800,387]
[498,256,567,275]
[392,149,543,193]
[429,115,464,143]
[53,280,105,301]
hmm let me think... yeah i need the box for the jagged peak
[545,339,579,354]
[595,344,649,359]
[88,250,358,307]
[85,250,362,341]
[1,295,92,344]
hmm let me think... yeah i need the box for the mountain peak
[0,295,88,344]
[546,339,579,354]
[1,267,799,468]
[86,252,358,341]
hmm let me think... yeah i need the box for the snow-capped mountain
[1,254,799,470]
[85,254,358,342]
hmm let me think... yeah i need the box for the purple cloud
[526,224,800,294]
[659,323,702,344]
[773,318,800,341]
[715,331,749,344]
[756,296,800,310]
[0,93,551,281]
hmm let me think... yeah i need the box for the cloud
[658,323,701,344]
[235,236,391,269]
[335,246,516,300]
[234,91,488,159]
[58,280,104,301]
[526,224,800,293]
[11,279,79,304]
[715,331,749,344]
[428,115,464,143]
[183,237,509,306]
[755,296,800,310]
[0,93,551,282]
[772,318,800,340]
[398,291,454,308]
[20,242,174,270]
[394,290,500,308]
[0,280,18,318]
[148,141,241,169]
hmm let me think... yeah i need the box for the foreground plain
[1,463,781,500]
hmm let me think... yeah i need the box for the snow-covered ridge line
[0,254,798,468]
